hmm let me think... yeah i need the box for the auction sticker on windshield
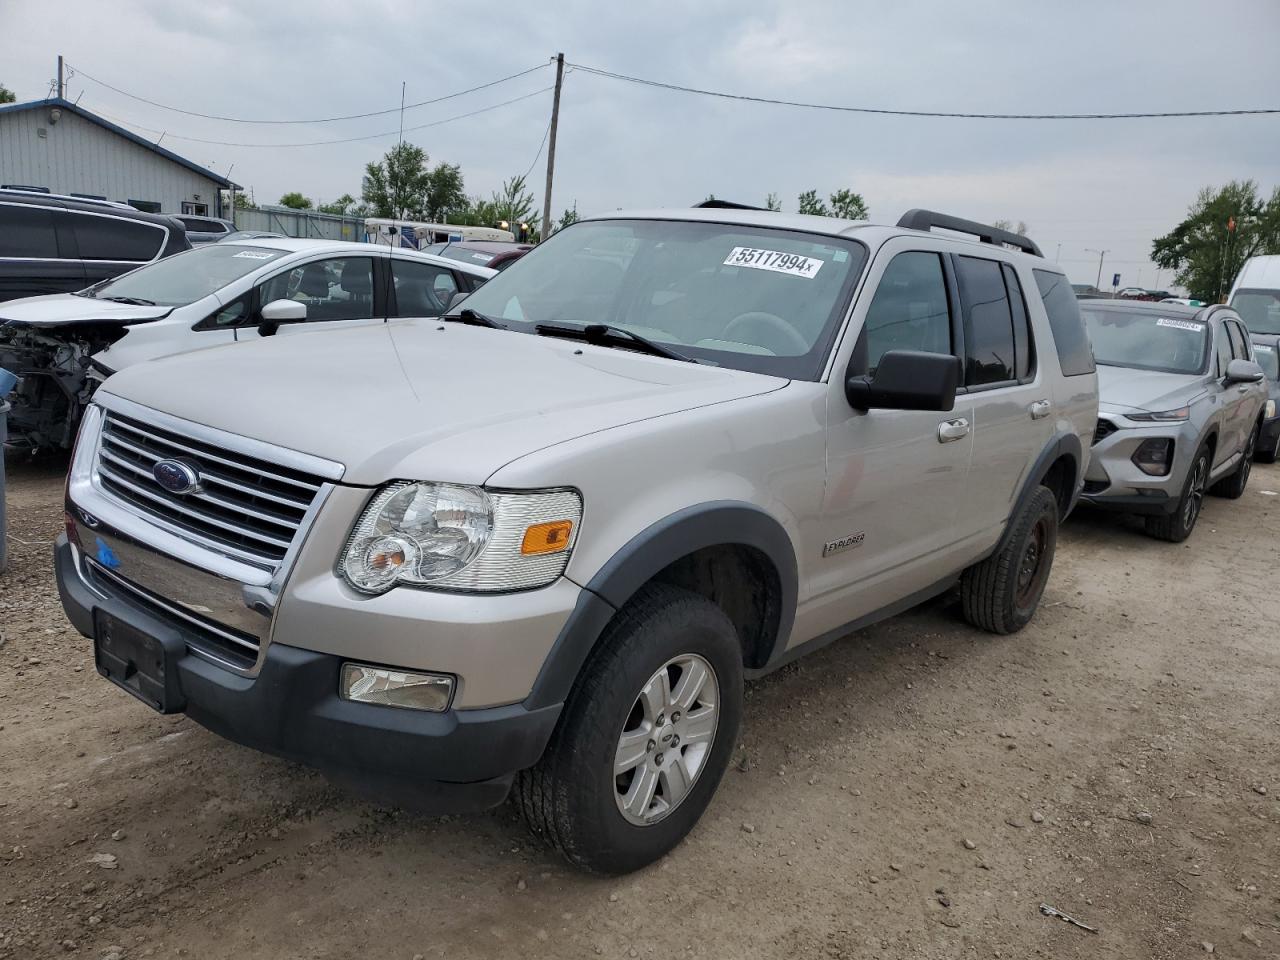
[1156,317,1204,332]
[723,247,824,279]
[232,250,277,260]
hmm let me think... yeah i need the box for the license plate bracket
[93,610,187,714]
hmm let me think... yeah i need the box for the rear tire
[1145,441,1210,542]
[961,485,1058,635]
[514,583,742,874]
[1255,429,1279,464]
[1211,424,1258,499]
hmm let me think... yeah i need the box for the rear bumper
[55,536,562,812]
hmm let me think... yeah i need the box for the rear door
[0,201,84,300]
[953,254,1054,543]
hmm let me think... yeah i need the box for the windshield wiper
[101,296,157,306]
[535,321,698,363]
[442,307,505,329]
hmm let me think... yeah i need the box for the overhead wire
[67,61,550,124]
[568,62,1280,120]
[89,86,555,148]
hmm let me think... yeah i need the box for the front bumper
[1259,416,1280,458]
[1080,415,1198,515]
[56,536,563,812]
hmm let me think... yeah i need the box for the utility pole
[1086,248,1110,290]
[396,81,406,222]
[541,53,565,242]
[1054,242,1061,264]
[57,55,64,99]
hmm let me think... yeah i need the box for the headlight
[1127,406,1190,422]
[341,481,581,595]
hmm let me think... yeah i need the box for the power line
[90,87,554,148]
[68,61,549,124]
[522,116,553,181]
[569,62,1280,120]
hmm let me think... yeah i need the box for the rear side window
[74,214,166,261]
[955,255,1015,386]
[0,203,60,258]
[1033,269,1095,376]
[1002,263,1035,380]
[860,251,952,376]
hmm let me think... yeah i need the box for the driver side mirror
[846,350,962,412]
[1225,358,1265,384]
[257,298,306,337]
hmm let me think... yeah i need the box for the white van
[1230,255,1280,336]
[364,218,515,249]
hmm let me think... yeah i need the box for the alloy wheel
[1183,455,1207,530]
[614,654,719,826]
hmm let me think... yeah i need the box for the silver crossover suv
[56,207,1097,872]
[1079,300,1267,540]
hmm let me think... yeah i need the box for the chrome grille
[96,411,323,566]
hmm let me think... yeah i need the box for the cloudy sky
[3,0,1278,289]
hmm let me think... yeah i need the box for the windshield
[452,219,868,378]
[1230,288,1280,335]
[1253,342,1280,380]
[80,244,287,306]
[1080,306,1209,375]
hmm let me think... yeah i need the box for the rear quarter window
[1033,269,1095,376]
[74,214,167,261]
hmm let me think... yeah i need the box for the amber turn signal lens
[521,520,574,555]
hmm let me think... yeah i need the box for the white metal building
[0,97,235,217]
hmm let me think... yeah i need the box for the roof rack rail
[694,199,766,211]
[897,209,1043,258]
[0,187,136,211]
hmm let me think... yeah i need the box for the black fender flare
[523,501,799,710]
[994,431,1083,558]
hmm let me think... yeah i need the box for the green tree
[828,189,869,220]
[278,192,313,210]
[232,192,257,210]
[317,193,366,216]
[361,143,466,221]
[765,192,781,212]
[491,174,540,235]
[1152,180,1280,303]
[797,190,828,216]
[0,84,15,105]
[557,203,580,231]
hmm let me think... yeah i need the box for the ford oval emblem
[152,459,201,495]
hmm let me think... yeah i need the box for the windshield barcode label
[1156,318,1204,332]
[723,247,824,279]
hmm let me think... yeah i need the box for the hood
[1095,364,1205,415]
[99,319,789,485]
[0,294,172,327]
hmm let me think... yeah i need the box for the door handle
[1029,399,1052,420]
[1237,385,1250,393]
[938,418,970,443]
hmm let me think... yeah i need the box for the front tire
[1145,441,1210,541]
[960,485,1058,635]
[514,584,742,874]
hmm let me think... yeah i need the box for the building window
[181,201,210,216]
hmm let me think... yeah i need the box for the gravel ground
[1,456,1278,960]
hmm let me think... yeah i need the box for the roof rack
[0,187,136,211]
[694,199,766,211]
[897,209,1043,258]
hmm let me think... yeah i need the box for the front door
[811,244,973,636]
[235,255,385,344]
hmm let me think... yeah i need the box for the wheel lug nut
[656,713,664,726]
[646,739,655,753]
[672,711,681,723]
[655,753,665,765]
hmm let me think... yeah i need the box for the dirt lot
[2,457,1278,960]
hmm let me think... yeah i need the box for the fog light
[1132,438,1174,476]
[340,663,454,712]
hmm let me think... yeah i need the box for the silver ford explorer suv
[1078,299,1267,541]
[55,206,1098,873]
